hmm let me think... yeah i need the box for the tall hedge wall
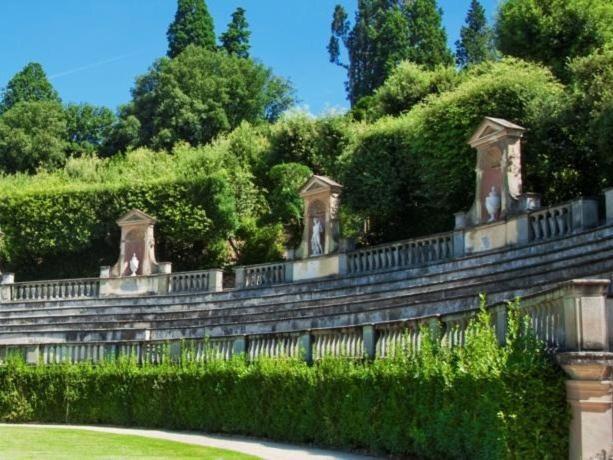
[0,308,569,459]
[0,176,237,280]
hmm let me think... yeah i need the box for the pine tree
[328,0,453,105]
[0,63,60,113]
[455,0,495,67]
[220,7,251,58]
[167,0,216,58]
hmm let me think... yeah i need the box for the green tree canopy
[495,0,613,80]
[0,63,60,113]
[123,45,295,150]
[220,7,251,58]
[328,0,453,105]
[371,62,462,118]
[0,101,67,173]
[65,103,116,156]
[456,0,495,67]
[167,0,216,58]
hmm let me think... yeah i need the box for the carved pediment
[116,209,157,227]
[299,175,343,197]
[469,117,525,149]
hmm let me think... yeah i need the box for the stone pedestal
[558,353,613,460]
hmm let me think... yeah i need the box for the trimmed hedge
[0,306,569,459]
[0,176,237,280]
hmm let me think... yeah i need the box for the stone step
[1,230,612,344]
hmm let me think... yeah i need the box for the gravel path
[2,423,381,460]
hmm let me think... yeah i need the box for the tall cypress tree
[220,7,251,58]
[167,0,216,58]
[328,0,453,105]
[0,62,60,113]
[405,0,454,68]
[455,0,495,67]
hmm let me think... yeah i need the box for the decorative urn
[485,186,501,222]
[129,253,140,276]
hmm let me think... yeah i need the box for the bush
[0,302,569,459]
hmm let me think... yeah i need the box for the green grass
[0,427,260,459]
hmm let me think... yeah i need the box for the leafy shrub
[0,302,569,459]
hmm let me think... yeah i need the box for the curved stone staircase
[1,223,612,346]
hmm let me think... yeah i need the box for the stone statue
[129,253,140,276]
[485,186,501,222]
[311,217,323,256]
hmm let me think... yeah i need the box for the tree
[124,45,295,150]
[0,101,67,173]
[65,103,116,156]
[455,0,495,67]
[496,0,613,80]
[328,0,453,105]
[0,63,60,113]
[220,7,251,58]
[373,62,462,118]
[167,0,216,58]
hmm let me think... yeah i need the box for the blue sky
[0,0,499,115]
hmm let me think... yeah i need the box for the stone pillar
[25,345,40,365]
[0,273,14,302]
[561,280,609,352]
[207,269,224,292]
[571,198,599,233]
[558,353,613,460]
[453,213,466,258]
[232,336,247,357]
[299,332,313,364]
[362,325,377,360]
[234,267,245,289]
[604,188,613,224]
[169,342,182,364]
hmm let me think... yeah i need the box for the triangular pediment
[469,117,525,148]
[299,175,343,196]
[116,209,157,226]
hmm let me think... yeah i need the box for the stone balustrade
[0,269,223,303]
[528,202,573,241]
[346,232,454,275]
[5,278,606,366]
[8,278,101,302]
[234,261,289,289]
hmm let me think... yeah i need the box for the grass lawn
[0,426,260,459]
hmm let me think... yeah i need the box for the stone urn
[485,186,501,222]
[129,253,140,276]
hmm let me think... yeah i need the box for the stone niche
[101,209,171,278]
[465,117,536,226]
[298,175,342,258]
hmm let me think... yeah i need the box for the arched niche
[298,175,343,258]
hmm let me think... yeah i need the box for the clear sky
[0,0,499,115]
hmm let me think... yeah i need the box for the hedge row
[0,307,569,459]
[0,176,237,280]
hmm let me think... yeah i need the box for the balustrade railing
[10,278,100,302]
[528,203,573,242]
[347,232,454,275]
[169,271,210,294]
[312,329,363,359]
[247,334,300,361]
[242,262,287,288]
